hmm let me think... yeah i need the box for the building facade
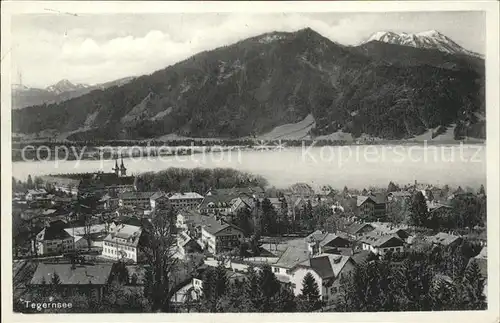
[169,192,204,209]
[102,224,142,263]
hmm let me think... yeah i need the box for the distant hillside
[12,77,135,110]
[12,28,485,141]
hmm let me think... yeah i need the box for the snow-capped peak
[46,79,90,94]
[363,30,483,58]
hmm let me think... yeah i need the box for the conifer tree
[299,272,321,311]
[409,191,429,226]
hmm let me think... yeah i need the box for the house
[427,201,453,213]
[428,232,463,249]
[171,276,203,304]
[200,216,245,255]
[64,223,117,251]
[25,189,48,201]
[40,176,82,196]
[176,209,204,235]
[102,224,142,263]
[291,254,356,303]
[387,191,412,202]
[305,230,352,255]
[150,192,170,210]
[100,193,120,210]
[340,222,376,240]
[33,221,75,255]
[30,263,113,301]
[359,233,405,255]
[268,197,285,214]
[176,230,203,259]
[51,195,74,207]
[356,193,387,220]
[271,246,355,303]
[118,191,157,209]
[198,195,233,215]
[205,186,265,198]
[369,222,411,242]
[168,192,204,209]
[290,183,315,198]
[271,247,311,283]
[229,196,254,214]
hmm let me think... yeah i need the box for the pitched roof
[476,247,487,259]
[201,216,243,235]
[344,222,375,235]
[150,191,166,200]
[40,176,81,187]
[208,186,265,196]
[274,246,310,269]
[30,263,113,285]
[290,183,315,195]
[360,233,404,248]
[199,195,234,209]
[351,250,373,265]
[119,191,156,200]
[169,192,204,200]
[301,256,334,279]
[357,193,386,206]
[319,234,350,247]
[388,191,412,197]
[40,222,72,241]
[369,222,410,237]
[429,232,462,246]
[104,224,142,247]
[305,230,329,243]
[297,254,351,280]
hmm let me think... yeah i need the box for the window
[286,269,292,275]
[273,267,279,273]
[330,287,338,294]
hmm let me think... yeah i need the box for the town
[12,159,487,313]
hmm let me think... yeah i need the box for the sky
[11,11,485,88]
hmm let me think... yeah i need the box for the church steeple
[120,156,127,177]
[112,158,119,176]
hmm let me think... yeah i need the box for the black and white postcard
[1,1,499,322]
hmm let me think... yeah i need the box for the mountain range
[363,30,483,58]
[12,28,485,142]
[12,77,135,110]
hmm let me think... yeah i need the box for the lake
[12,144,486,190]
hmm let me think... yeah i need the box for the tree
[279,198,290,234]
[27,175,34,189]
[139,206,179,312]
[387,181,399,193]
[409,191,429,227]
[298,272,321,311]
[34,176,44,189]
[477,184,485,196]
[243,265,261,310]
[261,198,278,235]
[199,264,228,312]
[461,261,486,310]
[235,208,253,237]
[387,200,409,224]
[259,265,281,311]
[51,271,61,285]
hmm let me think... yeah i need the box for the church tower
[112,159,119,176]
[120,157,127,177]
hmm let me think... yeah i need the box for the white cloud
[10,12,485,88]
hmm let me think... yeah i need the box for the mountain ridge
[12,28,485,142]
[12,76,136,110]
[362,30,483,58]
